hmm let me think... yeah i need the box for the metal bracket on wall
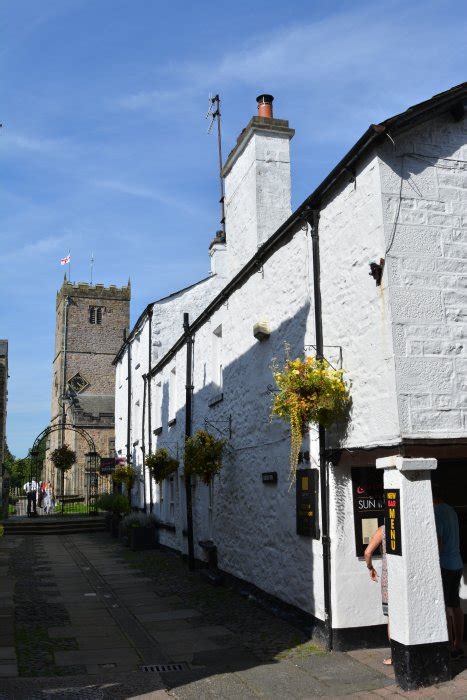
[204,414,232,439]
[304,344,343,370]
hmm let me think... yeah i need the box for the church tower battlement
[48,279,130,496]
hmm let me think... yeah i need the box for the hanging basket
[112,464,135,492]
[184,430,225,485]
[50,444,76,472]
[145,449,179,484]
[271,355,350,474]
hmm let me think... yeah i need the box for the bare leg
[383,619,392,665]
[451,607,464,650]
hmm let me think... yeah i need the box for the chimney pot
[256,94,274,119]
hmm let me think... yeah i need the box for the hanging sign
[296,469,319,539]
[100,457,116,475]
[351,467,385,557]
[385,489,402,556]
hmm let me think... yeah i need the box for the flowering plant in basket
[184,430,225,485]
[112,464,135,492]
[145,449,179,484]
[272,355,350,474]
[51,444,76,472]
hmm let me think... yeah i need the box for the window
[169,477,175,522]
[212,324,223,391]
[159,482,164,518]
[108,438,115,457]
[89,306,104,324]
[208,480,214,538]
[169,367,177,421]
[154,381,162,429]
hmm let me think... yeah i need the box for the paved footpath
[0,532,465,699]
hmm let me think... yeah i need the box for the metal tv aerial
[206,93,225,234]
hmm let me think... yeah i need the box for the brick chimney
[221,94,294,274]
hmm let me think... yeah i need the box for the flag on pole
[60,253,71,265]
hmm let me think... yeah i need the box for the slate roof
[73,394,114,418]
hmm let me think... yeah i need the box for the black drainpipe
[141,374,147,511]
[147,309,154,512]
[126,331,131,467]
[183,312,195,571]
[309,209,332,651]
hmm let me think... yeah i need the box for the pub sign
[385,489,402,556]
[100,457,116,475]
[351,467,385,557]
[296,469,319,539]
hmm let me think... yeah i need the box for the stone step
[1,516,107,535]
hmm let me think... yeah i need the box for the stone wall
[378,114,467,437]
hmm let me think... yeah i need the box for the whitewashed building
[114,85,466,674]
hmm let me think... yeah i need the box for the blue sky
[1,0,466,456]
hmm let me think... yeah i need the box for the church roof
[73,394,114,418]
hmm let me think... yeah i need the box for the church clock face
[68,372,89,393]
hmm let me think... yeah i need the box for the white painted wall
[116,105,467,635]
[223,122,294,275]
[151,226,326,616]
[378,114,467,437]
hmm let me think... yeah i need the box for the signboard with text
[385,489,402,556]
[351,467,385,557]
[100,457,116,475]
[296,469,319,539]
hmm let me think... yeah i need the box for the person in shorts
[433,482,464,660]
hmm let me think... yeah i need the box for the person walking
[43,482,55,514]
[364,524,392,665]
[433,483,464,660]
[23,479,38,517]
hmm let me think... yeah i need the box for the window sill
[168,418,177,427]
[153,426,163,436]
[208,392,223,408]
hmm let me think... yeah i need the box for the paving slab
[48,624,124,638]
[135,609,202,623]
[0,647,16,661]
[54,647,141,666]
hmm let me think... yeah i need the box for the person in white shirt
[23,480,38,517]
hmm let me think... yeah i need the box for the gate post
[376,456,450,690]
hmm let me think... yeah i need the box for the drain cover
[141,663,186,673]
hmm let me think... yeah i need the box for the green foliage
[272,355,351,474]
[96,492,130,515]
[145,449,179,484]
[120,512,156,531]
[184,430,225,485]
[4,435,47,488]
[112,464,135,491]
[50,444,76,472]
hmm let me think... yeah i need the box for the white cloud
[0,131,69,154]
[93,179,210,220]
[0,235,68,262]
[116,1,464,134]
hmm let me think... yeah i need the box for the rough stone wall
[150,229,325,618]
[114,274,227,467]
[49,282,130,483]
[378,114,467,437]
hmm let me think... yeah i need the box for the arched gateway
[25,423,106,516]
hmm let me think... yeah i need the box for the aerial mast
[206,94,225,236]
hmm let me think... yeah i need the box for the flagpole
[68,251,71,282]
[90,253,94,285]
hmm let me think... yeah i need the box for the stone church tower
[47,279,130,496]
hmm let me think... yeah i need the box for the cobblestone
[0,532,464,698]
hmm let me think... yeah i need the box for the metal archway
[28,423,101,517]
